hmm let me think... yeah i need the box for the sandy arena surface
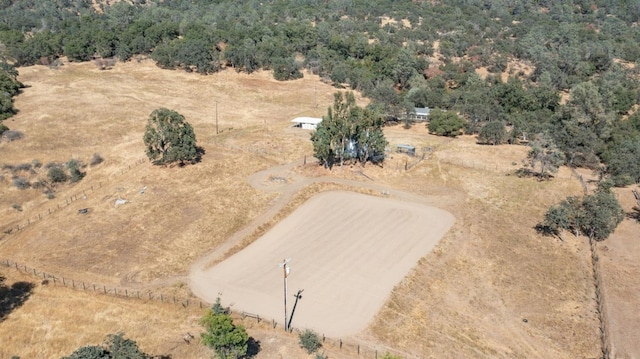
[190,191,454,337]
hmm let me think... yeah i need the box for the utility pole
[288,289,304,332]
[314,83,318,108]
[215,100,219,135]
[279,258,291,331]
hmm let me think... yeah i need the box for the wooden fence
[589,239,611,359]
[1,258,414,358]
[2,158,147,236]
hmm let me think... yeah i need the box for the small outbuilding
[396,144,416,156]
[291,117,322,130]
[414,107,431,122]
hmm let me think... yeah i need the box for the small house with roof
[291,117,323,130]
[413,107,431,122]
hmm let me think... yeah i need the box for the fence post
[103,286,107,294]
[125,289,128,297]
[340,339,343,349]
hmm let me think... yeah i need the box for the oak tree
[143,108,199,165]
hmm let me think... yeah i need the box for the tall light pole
[279,258,291,331]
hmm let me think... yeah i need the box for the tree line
[1,0,638,184]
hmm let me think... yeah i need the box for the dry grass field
[1,57,636,358]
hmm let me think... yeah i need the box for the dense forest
[0,0,639,185]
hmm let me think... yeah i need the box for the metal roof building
[291,117,322,130]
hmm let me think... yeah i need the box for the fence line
[0,258,202,309]
[589,239,611,359]
[1,258,415,358]
[2,158,147,236]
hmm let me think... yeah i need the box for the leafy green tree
[62,345,109,359]
[272,57,303,81]
[541,189,624,241]
[602,137,640,186]
[427,110,466,137]
[200,307,249,359]
[542,196,583,238]
[580,189,625,241]
[311,91,386,167]
[526,133,565,179]
[477,121,506,145]
[62,333,150,359]
[310,123,335,168]
[143,108,199,165]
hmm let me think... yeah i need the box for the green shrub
[67,159,85,183]
[298,329,322,354]
[427,109,466,137]
[13,163,32,172]
[45,189,55,199]
[47,166,68,183]
[13,176,30,189]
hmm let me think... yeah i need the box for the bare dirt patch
[191,191,454,337]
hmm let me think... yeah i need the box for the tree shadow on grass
[627,206,640,223]
[245,337,261,358]
[0,275,35,322]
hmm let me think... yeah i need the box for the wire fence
[0,259,204,309]
[589,239,611,359]
[1,258,414,358]
[1,158,147,236]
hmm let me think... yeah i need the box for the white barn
[291,117,322,130]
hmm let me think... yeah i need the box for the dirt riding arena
[190,191,454,337]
